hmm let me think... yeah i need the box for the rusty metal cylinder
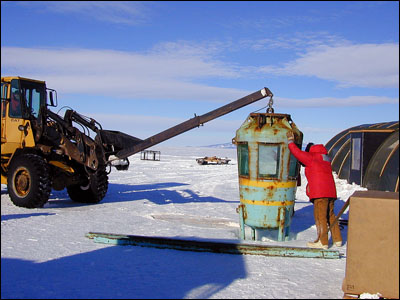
[233,113,303,241]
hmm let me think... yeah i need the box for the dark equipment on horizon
[196,156,231,165]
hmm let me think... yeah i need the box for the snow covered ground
[1,146,367,299]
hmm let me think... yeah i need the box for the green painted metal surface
[233,113,303,241]
[86,232,341,259]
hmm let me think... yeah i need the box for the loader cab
[1,76,56,120]
[1,76,56,155]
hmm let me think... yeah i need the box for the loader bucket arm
[115,87,272,159]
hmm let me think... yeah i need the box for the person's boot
[307,240,328,249]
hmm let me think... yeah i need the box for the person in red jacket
[287,131,342,249]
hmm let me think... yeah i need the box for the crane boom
[114,87,272,159]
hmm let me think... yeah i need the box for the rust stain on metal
[265,185,276,199]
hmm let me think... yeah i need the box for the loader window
[1,82,7,100]
[10,80,22,118]
[1,82,7,117]
[20,80,46,119]
[22,88,41,118]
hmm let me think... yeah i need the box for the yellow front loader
[1,76,271,208]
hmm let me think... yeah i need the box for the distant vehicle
[196,156,231,165]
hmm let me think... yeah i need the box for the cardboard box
[342,190,399,298]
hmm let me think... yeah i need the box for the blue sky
[1,1,399,146]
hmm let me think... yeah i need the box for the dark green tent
[325,121,399,192]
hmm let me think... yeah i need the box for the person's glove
[286,131,295,143]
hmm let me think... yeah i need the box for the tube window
[289,153,299,178]
[258,143,280,178]
[237,143,249,177]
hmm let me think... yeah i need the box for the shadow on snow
[46,182,232,208]
[290,198,349,245]
[1,213,56,222]
[1,240,247,299]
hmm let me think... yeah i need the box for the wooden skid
[86,232,341,259]
[343,293,360,299]
[343,292,396,299]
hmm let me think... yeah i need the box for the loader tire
[67,165,108,203]
[7,154,52,208]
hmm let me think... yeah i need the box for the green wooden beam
[86,232,341,259]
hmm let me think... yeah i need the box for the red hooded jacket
[288,142,337,201]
